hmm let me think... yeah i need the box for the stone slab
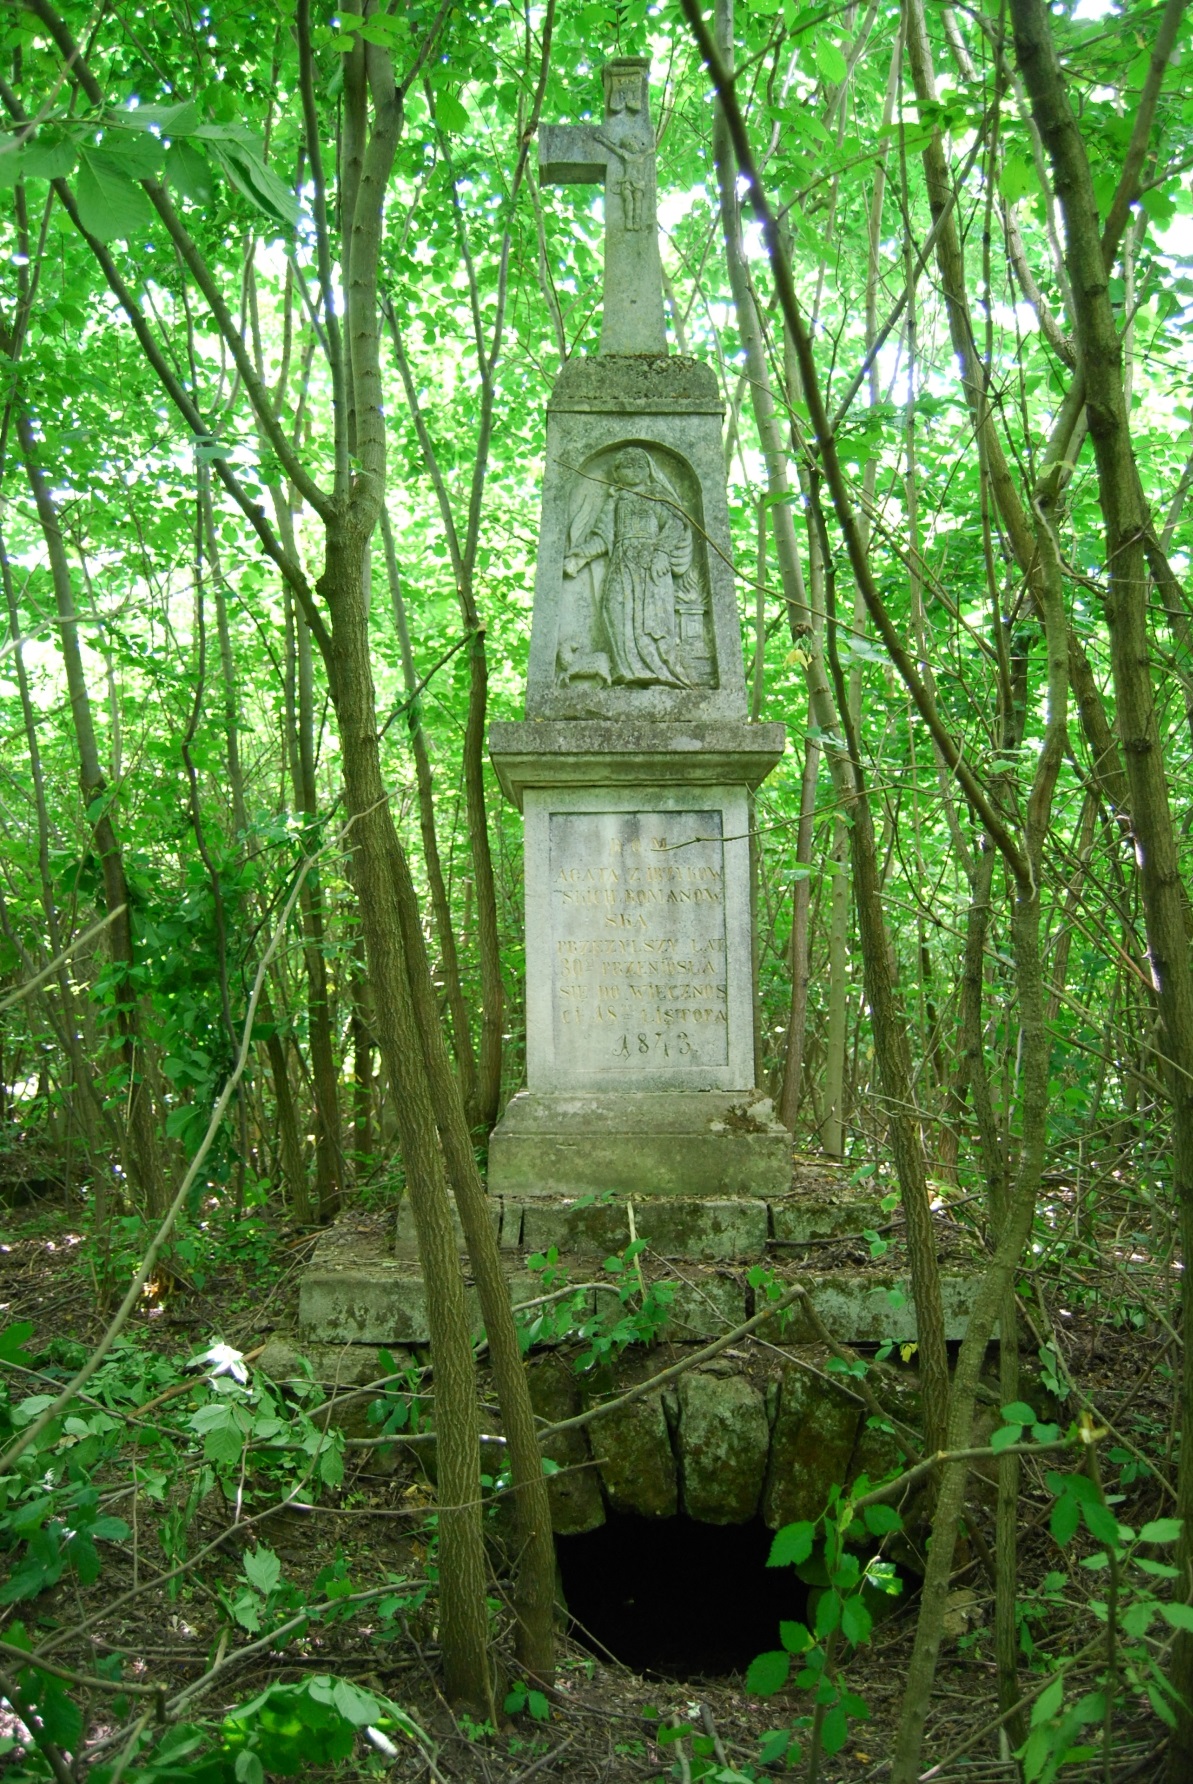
[516,1195,768,1261]
[766,1272,989,1345]
[770,1195,885,1245]
[488,721,786,810]
[523,785,756,1093]
[488,1091,792,1198]
[394,1195,502,1257]
[658,1273,748,1341]
[762,1365,863,1529]
[298,1258,544,1347]
[527,1357,605,1535]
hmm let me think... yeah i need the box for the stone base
[488,1090,793,1198]
[292,1190,999,1535]
[297,1214,986,1349]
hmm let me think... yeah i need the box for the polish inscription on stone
[549,809,728,1076]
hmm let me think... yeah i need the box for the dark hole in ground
[556,1512,809,1680]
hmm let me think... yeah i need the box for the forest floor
[0,1180,1175,1784]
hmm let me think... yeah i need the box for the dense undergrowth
[0,1155,1184,1784]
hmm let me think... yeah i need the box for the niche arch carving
[555,440,717,691]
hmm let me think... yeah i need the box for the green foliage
[503,1679,551,1723]
[747,1480,902,1769]
[1012,1450,1191,1779]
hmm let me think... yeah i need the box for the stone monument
[295,65,984,1546]
[488,56,791,1200]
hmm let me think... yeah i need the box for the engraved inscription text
[549,809,727,1074]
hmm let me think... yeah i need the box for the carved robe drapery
[562,446,697,688]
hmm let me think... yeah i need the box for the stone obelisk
[488,57,790,1199]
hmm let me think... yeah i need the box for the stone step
[299,1214,986,1348]
[392,1185,887,1262]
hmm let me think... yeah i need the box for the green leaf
[1050,1493,1080,1547]
[1000,154,1039,203]
[331,1678,381,1725]
[527,1689,550,1723]
[117,100,201,136]
[745,1650,790,1696]
[1030,1675,1064,1728]
[1081,1500,1121,1548]
[0,1321,35,1367]
[779,1620,812,1654]
[244,1545,281,1597]
[34,1685,82,1750]
[820,1703,849,1755]
[90,1516,131,1542]
[814,1590,841,1639]
[319,1444,344,1489]
[434,91,470,133]
[815,41,847,84]
[768,1521,815,1567]
[76,148,155,240]
[863,1503,902,1535]
[1139,1519,1183,1544]
[1001,1401,1037,1424]
[1146,1679,1178,1727]
[1161,1602,1193,1632]
[203,1424,245,1466]
[1121,1599,1155,1638]
[758,1729,794,1766]
[93,132,163,179]
[841,1596,873,1645]
[235,1750,265,1784]
[166,140,214,204]
[991,1423,1023,1453]
[207,139,297,229]
[14,128,78,181]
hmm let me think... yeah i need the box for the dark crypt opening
[555,1512,810,1681]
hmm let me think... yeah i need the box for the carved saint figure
[562,446,698,689]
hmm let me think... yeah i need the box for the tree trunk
[17,411,167,1216]
[285,585,346,1219]
[822,820,850,1158]
[777,729,819,1130]
[463,632,504,1134]
[323,535,494,1717]
[379,508,478,1117]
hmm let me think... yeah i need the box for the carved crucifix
[539,57,668,356]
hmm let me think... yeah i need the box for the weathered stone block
[489,1091,791,1198]
[592,1392,677,1518]
[759,1272,987,1346]
[516,1195,768,1261]
[677,1369,769,1524]
[256,1339,409,1439]
[298,1249,548,1347]
[394,1195,502,1257]
[658,1274,748,1341]
[527,1358,605,1535]
[762,1367,862,1529]
[770,1196,884,1245]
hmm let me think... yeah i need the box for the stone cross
[539,56,668,356]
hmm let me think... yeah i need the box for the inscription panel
[549,809,727,1075]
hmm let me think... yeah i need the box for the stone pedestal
[488,348,790,1198]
